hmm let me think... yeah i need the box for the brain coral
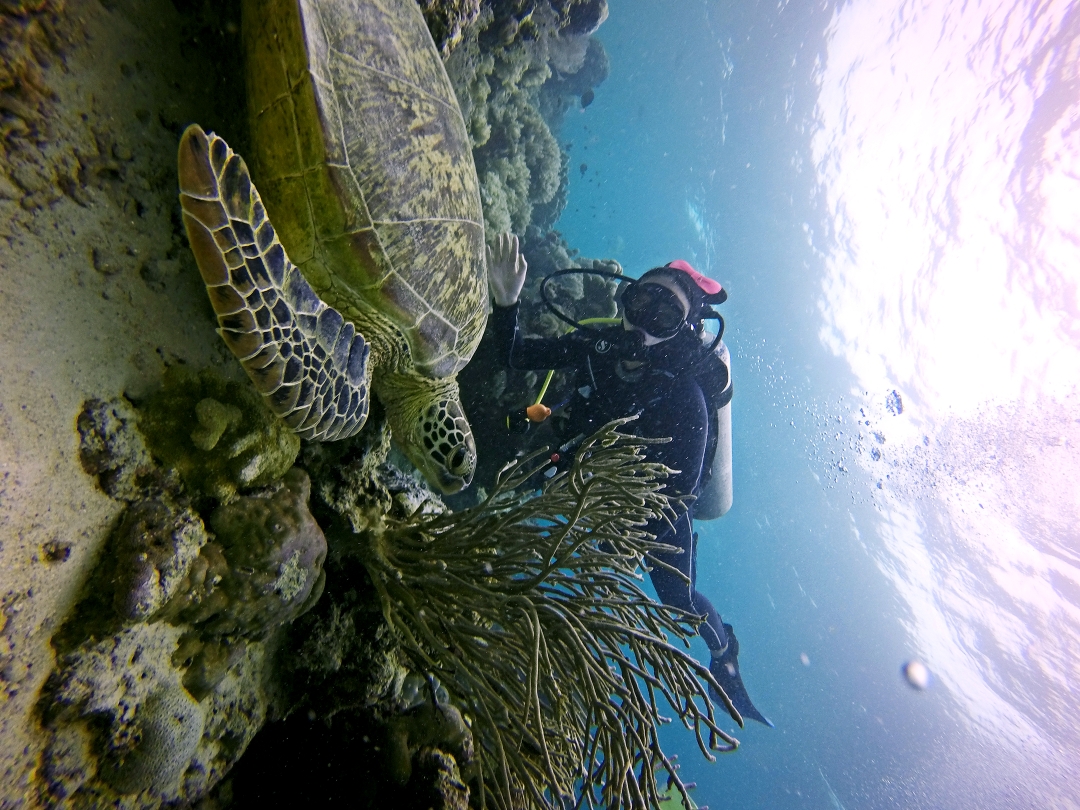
[42,623,205,802]
[97,685,205,796]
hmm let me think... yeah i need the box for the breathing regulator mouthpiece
[506,403,551,433]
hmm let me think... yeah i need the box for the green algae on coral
[356,419,737,809]
[136,365,300,501]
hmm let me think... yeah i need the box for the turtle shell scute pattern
[244,0,487,379]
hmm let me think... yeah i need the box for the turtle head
[415,398,476,494]
[378,372,476,494]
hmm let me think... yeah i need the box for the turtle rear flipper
[178,124,371,442]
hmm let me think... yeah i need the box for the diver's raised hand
[487,232,528,307]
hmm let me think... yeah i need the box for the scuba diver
[487,233,771,728]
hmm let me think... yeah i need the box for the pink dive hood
[662,260,728,304]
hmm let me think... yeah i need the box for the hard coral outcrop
[224,414,476,809]
[37,394,325,805]
[42,624,204,803]
[136,366,301,503]
[164,467,327,638]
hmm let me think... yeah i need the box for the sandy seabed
[0,0,240,801]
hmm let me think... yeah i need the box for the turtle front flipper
[178,124,370,442]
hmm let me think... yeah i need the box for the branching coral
[355,419,738,809]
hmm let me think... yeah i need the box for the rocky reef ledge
[0,1,724,808]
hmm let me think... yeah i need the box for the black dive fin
[709,623,774,728]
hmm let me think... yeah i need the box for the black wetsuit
[493,303,729,653]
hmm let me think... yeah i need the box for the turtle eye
[448,446,469,475]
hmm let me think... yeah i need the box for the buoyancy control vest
[567,324,734,520]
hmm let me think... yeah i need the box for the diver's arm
[491,303,582,370]
[487,231,582,369]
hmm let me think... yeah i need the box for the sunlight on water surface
[813,0,1080,784]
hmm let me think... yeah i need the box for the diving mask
[622,281,688,339]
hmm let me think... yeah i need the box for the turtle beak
[440,475,468,495]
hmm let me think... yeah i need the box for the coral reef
[224,418,728,810]
[77,397,168,502]
[516,227,622,336]
[111,494,209,623]
[221,415,480,809]
[40,621,277,804]
[0,0,258,794]
[551,0,608,37]
[419,0,482,57]
[439,4,620,490]
[136,365,301,503]
[162,467,327,639]
[385,674,473,784]
[46,396,480,807]
[15,2,679,806]
[443,1,611,237]
[410,748,471,810]
[41,624,204,802]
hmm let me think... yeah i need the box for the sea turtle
[177,0,487,493]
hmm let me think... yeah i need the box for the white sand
[0,0,242,800]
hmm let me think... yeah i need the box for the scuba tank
[692,335,733,521]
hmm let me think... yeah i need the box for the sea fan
[359,418,738,809]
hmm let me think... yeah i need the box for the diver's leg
[649,513,729,652]
[651,514,773,727]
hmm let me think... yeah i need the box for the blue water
[554,1,1080,807]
